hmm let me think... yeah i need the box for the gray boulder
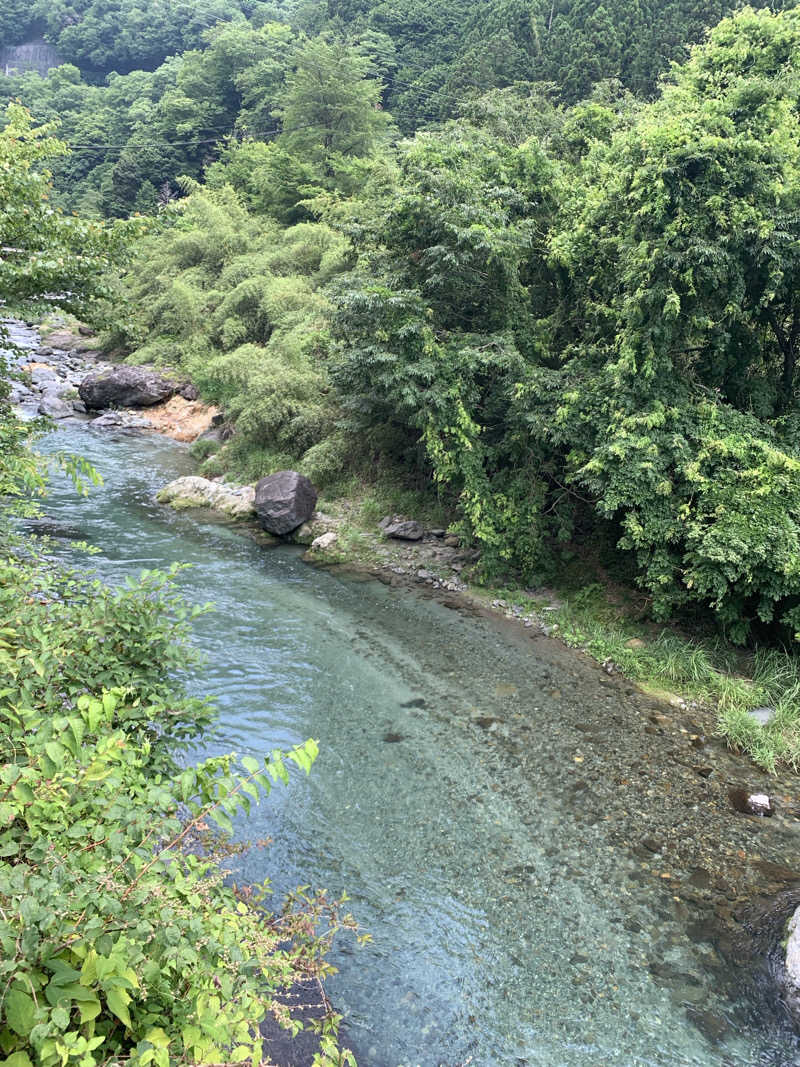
[40,379,71,399]
[38,394,73,419]
[90,410,153,430]
[30,368,60,388]
[379,515,424,541]
[254,471,318,536]
[79,366,176,409]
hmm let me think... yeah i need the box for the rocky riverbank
[7,320,218,442]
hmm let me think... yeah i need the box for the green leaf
[5,989,35,1038]
[77,996,101,1024]
[105,989,131,1029]
[1,1052,34,1067]
[11,783,33,804]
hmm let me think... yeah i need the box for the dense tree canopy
[7,3,800,647]
[82,5,800,645]
[2,0,795,218]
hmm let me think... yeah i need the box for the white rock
[746,793,772,816]
[156,476,256,518]
[747,706,776,726]
[784,904,800,1025]
[311,531,338,551]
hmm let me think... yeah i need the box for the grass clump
[542,582,800,772]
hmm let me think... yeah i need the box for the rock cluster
[293,513,338,545]
[91,410,155,430]
[8,348,93,421]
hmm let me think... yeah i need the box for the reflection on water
[35,415,800,1067]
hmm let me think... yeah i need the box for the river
[23,363,800,1065]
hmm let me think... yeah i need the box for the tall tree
[276,35,392,170]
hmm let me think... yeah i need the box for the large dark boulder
[254,471,318,536]
[78,366,176,409]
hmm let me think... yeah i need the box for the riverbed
[18,329,800,1066]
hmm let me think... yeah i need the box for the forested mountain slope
[3,0,789,98]
[1,0,792,198]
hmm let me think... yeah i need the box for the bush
[0,556,358,1067]
[116,187,344,477]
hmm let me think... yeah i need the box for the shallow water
[24,355,800,1065]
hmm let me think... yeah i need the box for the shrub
[0,556,358,1067]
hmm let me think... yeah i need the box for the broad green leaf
[5,989,35,1037]
[1,1052,34,1067]
[106,989,132,1029]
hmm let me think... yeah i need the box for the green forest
[6,1,800,646]
[5,0,800,1061]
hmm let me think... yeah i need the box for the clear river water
[29,408,800,1067]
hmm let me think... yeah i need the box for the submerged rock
[785,905,800,1023]
[79,366,176,409]
[90,410,153,430]
[156,476,256,518]
[254,470,317,536]
[22,517,86,540]
[728,788,773,817]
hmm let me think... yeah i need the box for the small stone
[310,531,337,551]
[728,788,773,817]
[625,638,646,650]
[746,706,776,726]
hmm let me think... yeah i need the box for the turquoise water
[36,418,800,1067]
